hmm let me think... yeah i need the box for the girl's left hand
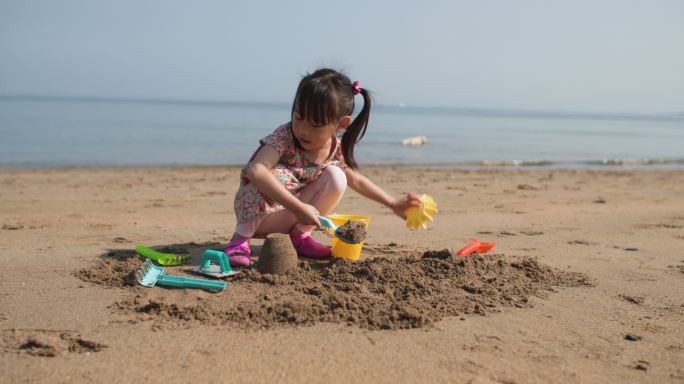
[390,193,422,220]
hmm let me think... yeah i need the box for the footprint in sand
[632,360,650,371]
[568,240,599,246]
[1,223,49,230]
[666,261,684,275]
[619,294,644,305]
[4,330,107,357]
[635,223,683,230]
[658,223,683,229]
[517,184,540,191]
[1,223,25,230]
[520,231,544,236]
[498,231,517,236]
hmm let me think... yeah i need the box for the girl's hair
[290,68,371,169]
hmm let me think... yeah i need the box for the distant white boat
[402,135,427,146]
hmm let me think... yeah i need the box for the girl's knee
[322,165,347,193]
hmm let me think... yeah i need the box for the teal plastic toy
[136,259,225,292]
[191,250,240,278]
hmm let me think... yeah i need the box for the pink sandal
[289,231,332,259]
[224,239,252,267]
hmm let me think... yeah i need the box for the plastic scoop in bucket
[318,215,360,244]
[405,194,438,230]
[324,214,370,261]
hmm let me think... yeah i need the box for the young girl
[226,68,421,266]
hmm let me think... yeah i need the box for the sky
[1,0,683,113]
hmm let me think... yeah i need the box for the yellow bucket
[327,214,370,261]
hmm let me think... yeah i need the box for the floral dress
[234,123,348,224]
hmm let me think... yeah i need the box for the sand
[335,220,367,243]
[1,166,683,383]
[79,249,588,330]
[257,233,298,275]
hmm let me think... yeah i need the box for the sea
[1,96,683,169]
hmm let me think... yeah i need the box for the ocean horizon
[1,95,683,169]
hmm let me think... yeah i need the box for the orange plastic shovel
[455,240,495,256]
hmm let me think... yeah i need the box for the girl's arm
[344,168,421,219]
[245,145,321,226]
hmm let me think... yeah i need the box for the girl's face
[291,110,349,152]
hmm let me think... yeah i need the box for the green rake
[135,244,191,266]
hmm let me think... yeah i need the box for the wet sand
[1,166,683,383]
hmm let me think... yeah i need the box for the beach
[1,166,683,383]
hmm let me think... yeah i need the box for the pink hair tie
[352,80,361,95]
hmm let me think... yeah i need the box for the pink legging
[234,165,347,238]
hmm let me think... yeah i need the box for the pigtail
[292,68,371,169]
[341,88,371,170]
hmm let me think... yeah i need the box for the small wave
[587,158,684,166]
[474,158,684,168]
[477,160,556,167]
[410,158,684,170]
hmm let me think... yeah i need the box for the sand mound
[75,245,197,288]
[75,249,141,287]
[257,233,298,275]
[102,248,589,330]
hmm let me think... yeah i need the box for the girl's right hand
[390,193,422,220]
[295,202,322,227]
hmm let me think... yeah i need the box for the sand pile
[75,245,198,288]
[335,220,367,243]
[76,249,141,287]
[257,233,297,275]
[98,249,589,330]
